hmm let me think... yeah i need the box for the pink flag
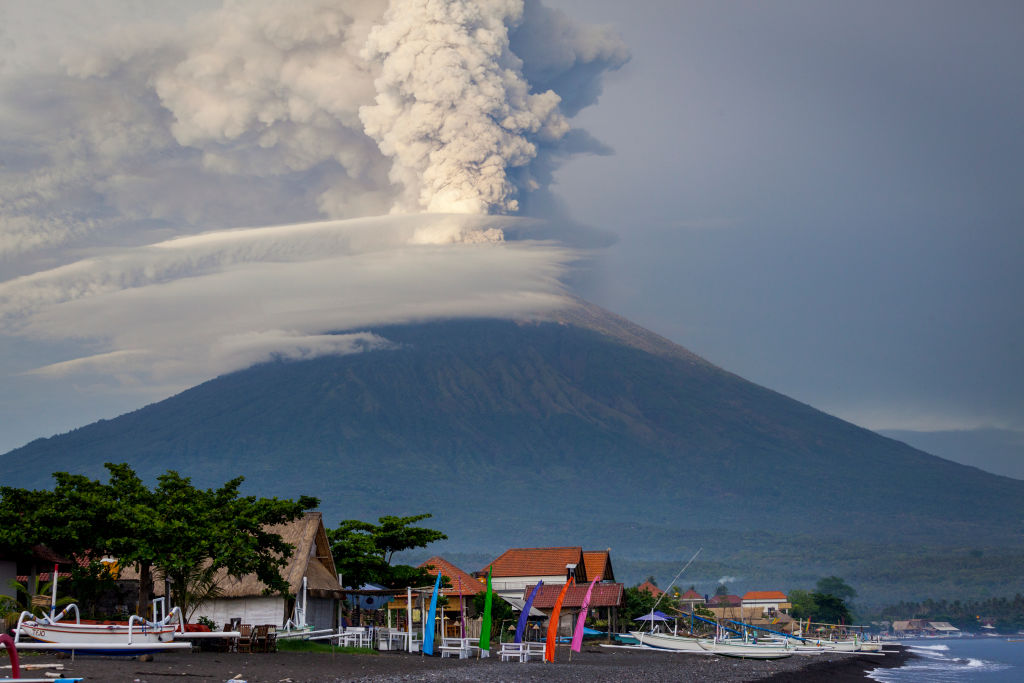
[570,576,599,652]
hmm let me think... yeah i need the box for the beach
[13,644,910,682]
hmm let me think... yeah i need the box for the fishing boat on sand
[630,630,706,652]
[697,638,795,659]
[13,602,191,655]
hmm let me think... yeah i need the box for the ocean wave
[909,643,950,651]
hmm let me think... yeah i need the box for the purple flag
[571,577,599,652]
[515,580,543,643]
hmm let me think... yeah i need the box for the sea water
[868,637,1024,682]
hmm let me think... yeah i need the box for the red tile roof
[419,557,484,596]
[485,547,584,577]
[526,583,624,609]
[708,594,741,606]
[742,591,788,602]
[637,580,663,597]
[680,589,703,602]
[582,551,614,582]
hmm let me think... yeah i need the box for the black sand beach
[11,645,910,682]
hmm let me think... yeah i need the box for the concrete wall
[194,596,285,628]
[0,560,16,601]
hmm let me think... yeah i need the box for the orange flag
[544,577,575,662]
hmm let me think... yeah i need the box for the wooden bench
[499,641,523,661]
[522,641,545,661]
[439,637,475,659]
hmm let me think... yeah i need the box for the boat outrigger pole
[724,618,808,643]
[680,611,742,636]
[651,547,702,613]
[50,563,58,619]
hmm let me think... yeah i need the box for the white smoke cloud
[360,0,569,214]
[0,0,626,266]
[0,0,626,446]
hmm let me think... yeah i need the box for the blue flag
[423,572,442,655]
[515,580,543,643]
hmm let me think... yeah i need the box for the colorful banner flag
[512,581,544,643]
[571,576,599,652]
[479,566,493,652]
[422,572,442,656]
[544,577,575,662]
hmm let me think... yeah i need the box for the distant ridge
[4,302,1023,602]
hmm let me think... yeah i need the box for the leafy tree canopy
[0,463,317,617]
[472,589,514,641]
[621,585,659,622]
[810,592,853,624]
[787,588,853,624]
[328,513,446,589]
[815,576,857,601]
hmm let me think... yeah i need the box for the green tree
[328,513,447,588]
[1,463,317,619]
[787,589,817,619]
[621,585,659,622]
[815,576,857,602]
[810,592,852,624]
[472,590,514,642]
[714,583,729,597]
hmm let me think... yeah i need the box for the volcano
[4,302,1023,603]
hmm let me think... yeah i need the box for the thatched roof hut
[126,512,345,630]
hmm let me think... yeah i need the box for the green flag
[480,565,493,651]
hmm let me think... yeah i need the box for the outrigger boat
[13,604,191,655]
[697,638,796,659]
[629,631,706,652]
[12,574,191,656]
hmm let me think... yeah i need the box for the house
[420,556,485,599]
[417,556,485,637]
[583,550,615,582]
[637,580,663,598]
[741,591,791,616]
[2,545,73,610]
[187,511,345,630]
[892,619,931,637]
[928,621,961,636]
[483,547,588,600]
[678,588,705,611]
[705,594,744,620]
[525,581,624,637]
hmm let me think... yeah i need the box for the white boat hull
[698,640,794,659]
[629,631,706,652]
[15,618,187,654]
[19,620,177,645]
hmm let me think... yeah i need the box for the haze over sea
[871,639,1024,682]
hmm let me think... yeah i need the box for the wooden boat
[629,631,706,652]
[697,638,795,659]
[13,604,191,655]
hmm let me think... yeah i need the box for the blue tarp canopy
[634,610,670,621]
[350,583,395,610]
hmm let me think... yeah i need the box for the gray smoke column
[361,0,569,215]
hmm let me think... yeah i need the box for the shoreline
[8,644,912,682]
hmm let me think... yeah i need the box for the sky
[1,0,1021,456]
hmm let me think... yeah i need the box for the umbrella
[633,610,670,622]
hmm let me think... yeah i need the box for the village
[3,509,888,656]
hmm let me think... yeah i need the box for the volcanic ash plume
[0,0,628,402]
[361,0,569,215]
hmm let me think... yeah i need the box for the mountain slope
[4,307,1023,600]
